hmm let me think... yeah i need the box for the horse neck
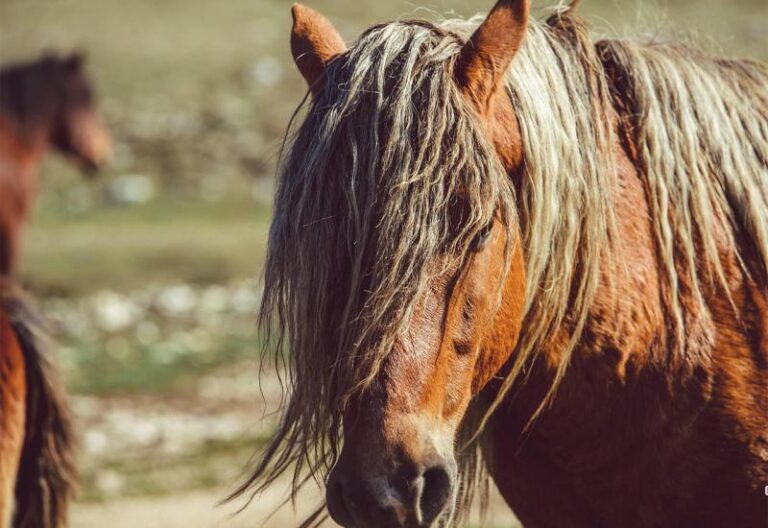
[493,106,729,453]
[0,114,46,275]
[0,114,49,168]
[0,114,45,211]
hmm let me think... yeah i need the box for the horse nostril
[326,475,354,527]
[418,466,453,524]
[328,471,407,528]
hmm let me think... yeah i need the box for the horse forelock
[241,7,768,524]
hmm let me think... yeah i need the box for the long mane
[238,6,768,525]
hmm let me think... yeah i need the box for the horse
[0,52,111,275]
[234,1,768,526]
[0,52,103,526]
[0,278,75,528]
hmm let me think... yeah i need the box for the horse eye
[470,223,493,252]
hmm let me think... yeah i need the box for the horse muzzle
[326,450,457,528]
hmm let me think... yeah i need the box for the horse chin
[72,145,110,176]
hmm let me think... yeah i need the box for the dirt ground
[71,486,330,528]
[67,371,519,527]
[71,483,519,528]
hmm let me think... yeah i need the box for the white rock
[83,430,110,456]
[107,174,156,204]
[156,284,197,316]
[92,291,140,332]
[95,469,125,496]
[231,285,258,314]
[199,285,230,314]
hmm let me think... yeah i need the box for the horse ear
[66,52,85,72]
[290,3,346,97]
[454,0,530,114]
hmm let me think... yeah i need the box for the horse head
[48,52,112,173]
[286,2,530,526]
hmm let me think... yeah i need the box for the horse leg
[0,315,26,527]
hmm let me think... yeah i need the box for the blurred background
[0,0,765,526]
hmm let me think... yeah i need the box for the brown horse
[0,278,75,528]
[236,1,767,527]
[0,52,111,275]
[0,52,102,527]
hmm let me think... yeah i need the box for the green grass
[64,333,260,396]
[21,196,270,297]
[79,435,272,502]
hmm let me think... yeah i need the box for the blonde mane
[237,8,768,525]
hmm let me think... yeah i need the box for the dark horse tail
[0,279,76,528]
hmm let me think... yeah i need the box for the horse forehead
[384,274,453,373]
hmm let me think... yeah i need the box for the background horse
[0,52,111,275]
[0,278,75,528]
[236,0,767,526]
[0,52,106,527]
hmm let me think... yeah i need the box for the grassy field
[0,0,766,526]
[24,196,270,296]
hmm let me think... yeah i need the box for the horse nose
[326,462,454,528]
